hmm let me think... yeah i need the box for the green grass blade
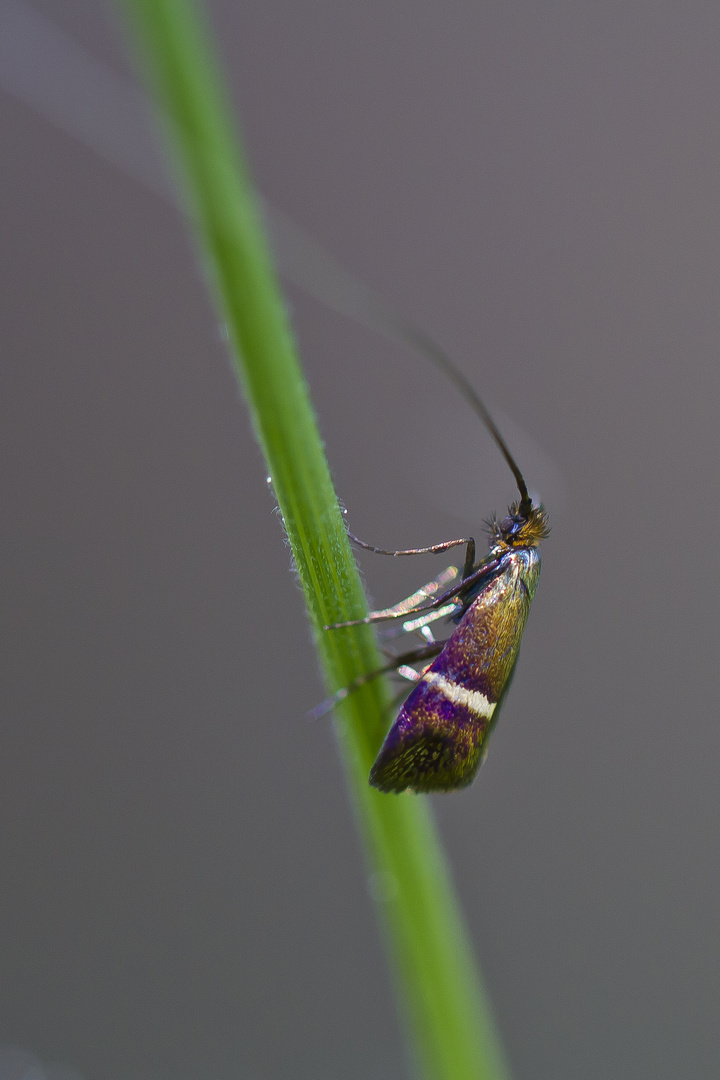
[116,3,512,1077]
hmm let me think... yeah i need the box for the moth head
[488,503,550,551]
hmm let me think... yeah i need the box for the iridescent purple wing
[370,547,540,793]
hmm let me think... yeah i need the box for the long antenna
[264,204,533,517]
[396,322,532,515]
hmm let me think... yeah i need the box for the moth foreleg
[348,531,475,579]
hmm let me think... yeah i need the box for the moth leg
[368,565,459,621]
[326,566,459,632]
[375,597,459,651]
[349,531,476,580]
[308,642,443,721]
[326,554,502,630]
[398,602,458,635]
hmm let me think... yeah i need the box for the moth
[0,3,549,793]
[322,331,549,794]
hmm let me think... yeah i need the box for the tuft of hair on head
[517,505,550,545]
[487,504,550,551]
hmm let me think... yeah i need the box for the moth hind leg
[308,641,443,721]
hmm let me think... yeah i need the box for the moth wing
[370,555,533,793]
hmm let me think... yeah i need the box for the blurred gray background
[2,2,719,1078]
